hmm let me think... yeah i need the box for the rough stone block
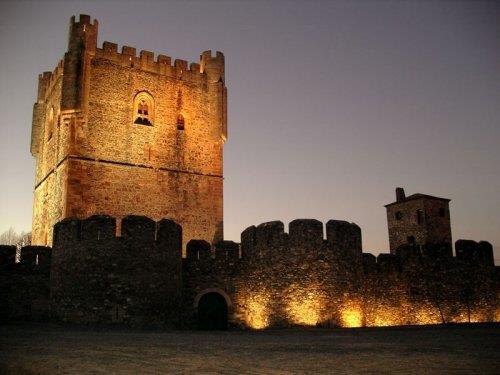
[456,240,478,262]
[53,218,81,245]
[241,225,256,258]
[121,215,155,241]
[377,253,399,273]
[140,50,154,63]
[215,241,239,260]
[174,59,188,71]
[102,41,117,53]
[478,241,494,266]
[157,55,171,65]
[157,219,182,255]
[362,253,377,273]
[289,219,323,247]
[326,220,362,256]
[81,215,116,241]
[255,221,284,247]
[186,240,211,260]
[121,46,136,56]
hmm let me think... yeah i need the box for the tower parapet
[93,42,217,84]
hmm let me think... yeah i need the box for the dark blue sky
[0,0,498,261]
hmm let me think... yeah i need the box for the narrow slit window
[177,114,185,131]
[46,107,55,141]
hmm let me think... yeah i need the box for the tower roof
[384,193,451,208]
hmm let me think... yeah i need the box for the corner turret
[200,50,227,140]
[62,14,98,110]
[200,50,225,83]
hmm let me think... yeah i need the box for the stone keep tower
[30,15,227,249]
[385,188,452,254]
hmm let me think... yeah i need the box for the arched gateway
[194,289,231,330]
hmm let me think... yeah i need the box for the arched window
[46,106,55,141]
[177,114,185,130]
[395,211,402,220]
[133,91,154,126]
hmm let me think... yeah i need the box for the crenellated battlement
[53,215,182,249]
[456,239,494,266]
[70,14,98,27]
[0,245,52,269]
[361,239,493,276]
[67,14,98,51]
[240,219,362,259]
[184,240,239,262]
[94,40,224,84]
[37,60,64,102]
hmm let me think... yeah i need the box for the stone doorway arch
[194,288,231,330]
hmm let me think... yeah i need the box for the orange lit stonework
[30,15,227,250]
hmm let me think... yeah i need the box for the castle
[30,15,226,250]
[0,15,498,329]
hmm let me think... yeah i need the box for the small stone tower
[385,188,452,254]
[30,15,227,249]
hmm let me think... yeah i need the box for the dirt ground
[0,323,498,374]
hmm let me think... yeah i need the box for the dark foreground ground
[0,323,498,374]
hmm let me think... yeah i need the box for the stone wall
[185,219,498,329]
[0,245,51,321]
[1,216,497,329]
[50,215,182,327]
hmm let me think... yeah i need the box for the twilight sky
[0,0,498,262]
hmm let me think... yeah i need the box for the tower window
[416,210,424,225]
[407,236,415,245]
[439,208,446,217]
[133,92,154,126]
[177,114,185,130]
[395,211,402,220]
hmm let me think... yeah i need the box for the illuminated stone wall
[50,215,182,326]
[1,216,497,328]
[185,219,498,329]
[30,15,226,250]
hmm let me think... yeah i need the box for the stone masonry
[1,215,497,328]
[31,15,227,250]
[386,188,452,254]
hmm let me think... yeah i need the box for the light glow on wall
[244,293,270,330]
[340,300,364,328]
[366,304,401,327]
[286,285,325,326]
[412,305,441,325]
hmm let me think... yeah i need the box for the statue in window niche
[134,97,153,125]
